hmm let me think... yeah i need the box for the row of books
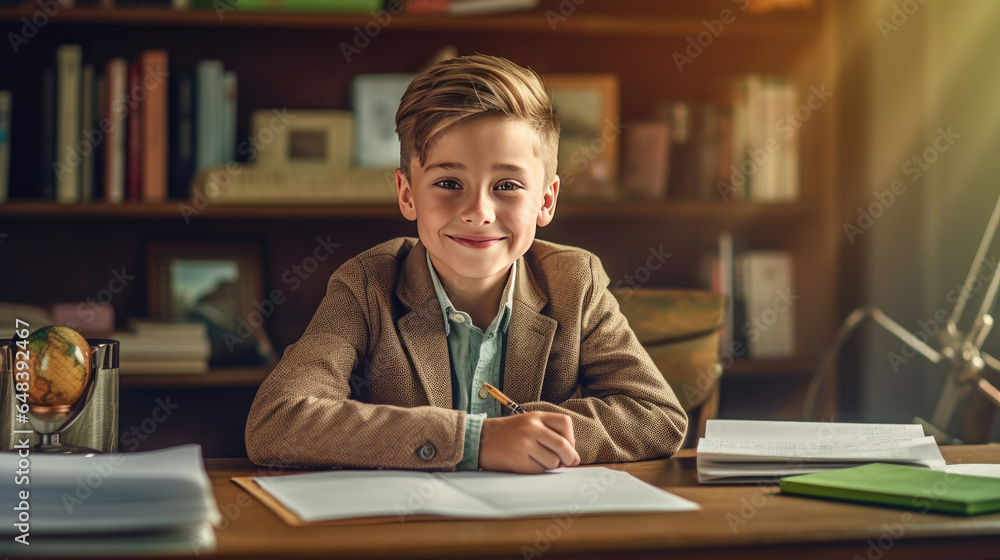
[702,232,796,359]
[0,0,537,14]
[621,75,800,203]
[39,44,237,204]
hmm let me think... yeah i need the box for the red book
[140,50,169,203]
[126,59,142,202]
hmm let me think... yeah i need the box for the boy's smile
[396,114,559,303]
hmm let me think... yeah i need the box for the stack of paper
[115,320,211,374]
[0,445,220,556]
[697,420,946,484]
[238,466,699,525]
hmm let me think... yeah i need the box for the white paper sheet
[253,466,699,522]
[704,420,926,441]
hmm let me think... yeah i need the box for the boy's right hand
[478,412,581,473]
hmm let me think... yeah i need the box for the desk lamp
[803,192,1000,443]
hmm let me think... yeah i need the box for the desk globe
[21,325,98,453]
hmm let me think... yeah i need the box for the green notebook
[779,463,1000,516]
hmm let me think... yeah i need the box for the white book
[55,44,83,204]
[780,81,800,200]
[697,420,945,484]
[739,250,795,359]
[105,58,127,204]
[221,70,237,164]
[0,90,10,203]
[449,0,538,15]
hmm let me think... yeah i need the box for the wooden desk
[194,445,1000,559]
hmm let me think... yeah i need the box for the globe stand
[35,433,99,455]
[26,358,101,454]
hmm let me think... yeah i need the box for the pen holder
[1,338,120,453]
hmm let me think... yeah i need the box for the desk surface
[194,445,1000,560]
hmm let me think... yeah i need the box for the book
[104,57,128,203]
[169,67,196,199]
[55,44,82,204]
[0,90,9,203]
[126,59,142,201]
[140,49,169,202]
[195,60,224,173]
[221,70,237,165]
[232,0,382,11]
[736,250,796,358]
[406,0,539,15]
[236,466,698,526]
[697,420,946,484]
[0,445,219,556]
[621,120,670,200]
[40,67,56,199]
[780,463,1000,516]
[80,64,94,202]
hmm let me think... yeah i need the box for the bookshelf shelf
[0,200,817,221]
[725,359,817,379]
[0,6,818,37]
[120,366,270,388]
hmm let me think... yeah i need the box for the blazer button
[417,443,436,461]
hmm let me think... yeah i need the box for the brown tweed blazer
[245,237,687,470]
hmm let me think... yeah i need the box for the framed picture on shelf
[542,73,620,200]
[250,109,353,168]
[147,241,273,366]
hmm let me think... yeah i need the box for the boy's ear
[536,174,560,227]
[396,168,417,222]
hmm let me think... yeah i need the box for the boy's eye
[495,182,522,191]
[434,180,461,190]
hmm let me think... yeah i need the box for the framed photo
[542,74,620,200]
[147,241,271,366]
[352,73,418,168]
[251,110,353,168]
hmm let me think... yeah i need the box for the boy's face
[395,114,559,289]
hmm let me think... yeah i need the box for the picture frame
[251,110,353,168]
[147,241,271,366]
[542,73,621,200]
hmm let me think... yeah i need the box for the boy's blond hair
[395,54,560,184]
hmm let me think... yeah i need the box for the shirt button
[450,314,465,324]
[478,386,489,399]
[416,443,436,461]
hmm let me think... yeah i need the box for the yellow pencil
[481,382,526,415]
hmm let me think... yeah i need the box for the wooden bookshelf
[119,366,270,388]
[0,0,842,447]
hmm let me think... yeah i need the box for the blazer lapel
[396,240,453,409]
[502,254,557,405]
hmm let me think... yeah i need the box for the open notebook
[235,466,699,526]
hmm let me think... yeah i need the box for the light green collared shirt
[426,251,515,470]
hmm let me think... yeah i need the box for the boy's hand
[478,412,581,473]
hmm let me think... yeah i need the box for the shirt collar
[426,250,516,336]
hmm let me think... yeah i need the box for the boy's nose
[462,190,495,224]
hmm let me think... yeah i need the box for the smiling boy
[246,54,687,473]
